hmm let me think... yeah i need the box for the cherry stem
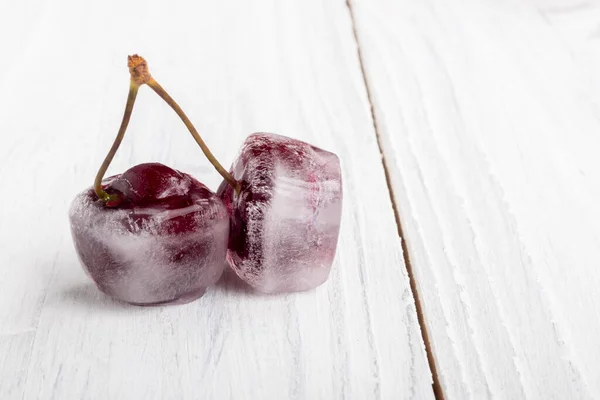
[146,78,240,193]
[94,81,139,202]
[93,54,240,202]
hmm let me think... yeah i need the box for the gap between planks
[344,1,445,399]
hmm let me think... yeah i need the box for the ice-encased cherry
[69,55,237,305]
[217,133,343,293]
[70,163,229,305]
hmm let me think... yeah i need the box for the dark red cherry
[70,55,240,305]
[70,163,229,305]
[218,133,343,293]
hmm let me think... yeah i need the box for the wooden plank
[350,0,600,398]
[0,0,434,398]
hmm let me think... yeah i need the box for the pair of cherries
[69,55,343,305]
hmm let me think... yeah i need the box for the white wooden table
[2,0,600,398]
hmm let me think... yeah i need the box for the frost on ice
[69,165,229,305]
[218,133,343,293]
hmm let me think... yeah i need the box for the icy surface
[69,164,229,305]
[218,133,343,293]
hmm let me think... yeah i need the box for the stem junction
[93,54,240,202]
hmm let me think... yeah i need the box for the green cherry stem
[145,78,241,194]
[93,81,139,202]
[93,54,240,202]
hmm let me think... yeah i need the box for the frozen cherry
[70,163,228,305]
[69,55,237,305]
[217,133,343,293]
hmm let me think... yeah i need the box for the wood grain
[351,0,600,398]
[0,0,433,399]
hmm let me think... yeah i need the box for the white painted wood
[351,0,600,398]
[0,0,433,399]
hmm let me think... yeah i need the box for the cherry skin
[70,163,229,305]
[218,133,343,293]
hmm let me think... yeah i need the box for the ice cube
[69,163,229,305]
[218,133,343,293]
